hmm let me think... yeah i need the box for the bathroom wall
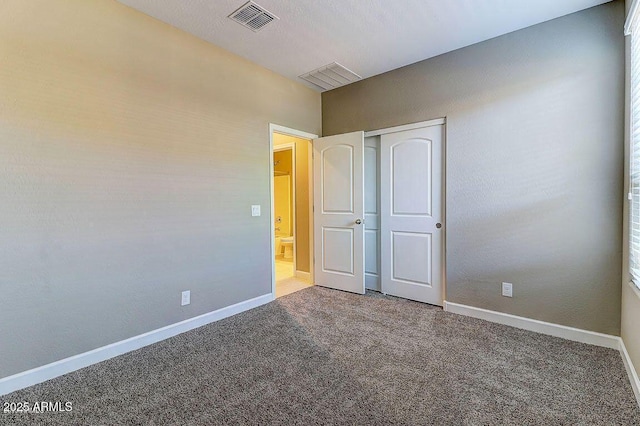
[0,0,321,378]
[274,134,311,274]
[273,149,293,237]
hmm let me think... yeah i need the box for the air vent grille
[229,1,278,32]
[299,62,362,91]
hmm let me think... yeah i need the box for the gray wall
[323,1,624,334]
[0,0,321,378]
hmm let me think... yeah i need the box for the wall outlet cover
[502,282,513,298]
[181,290,191,306]
[251,205,261,216]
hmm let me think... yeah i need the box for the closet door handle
[436,223,442,229]
[355,219,363,225]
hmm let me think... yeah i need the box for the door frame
[273,143,296,272]
[364,117,447,304]
[269,124,318,299]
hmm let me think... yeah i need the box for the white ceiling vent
[229,1,278,32]
[299,62,362,91]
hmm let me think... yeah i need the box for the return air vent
[229,1,278,32]
[299,62,362,91]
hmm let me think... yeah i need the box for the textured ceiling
[117,0,612,91]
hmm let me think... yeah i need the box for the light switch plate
[251,205,261,217]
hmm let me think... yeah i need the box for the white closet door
[380,125,444,305]
[364,136,381,291]
[313,131,365,294]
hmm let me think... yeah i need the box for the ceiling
[117,0,612,92]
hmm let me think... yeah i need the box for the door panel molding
[391,138,433,217]
[322,227,355,275]
[320,144,354,214]
[391,231,433,286]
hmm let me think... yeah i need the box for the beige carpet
[3,287,639,425]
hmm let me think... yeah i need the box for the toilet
[280,236,294,259]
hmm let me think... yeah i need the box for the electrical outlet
[502,282,513,298]
[251,205,261,217]
[181,290,191,306]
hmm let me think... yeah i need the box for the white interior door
[380,125,444,305]
[313,131,365,294]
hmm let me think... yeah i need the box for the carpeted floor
[3,287,639,425]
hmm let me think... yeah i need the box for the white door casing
[313,131,365,294]
[380,125,444,305]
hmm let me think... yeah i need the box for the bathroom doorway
[270,124,317,298]
[273,144,295,269]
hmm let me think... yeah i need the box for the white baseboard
[620,338,640,407]
[0,293,274,396]
[443,301,620,349]
[295,270,311,281]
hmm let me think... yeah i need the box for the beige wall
[274,133,312,273]
[274,150,293,177]
[0,0,321,377]
[622,0,640,385]
[323,1,624,334]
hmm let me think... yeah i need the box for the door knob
[355,219,363,225]
[436,223,442,229]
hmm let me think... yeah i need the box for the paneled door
[380,125,444,305]
[313,131,365,294]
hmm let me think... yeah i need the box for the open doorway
[270,125,317,298]
[273,144,295,270]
